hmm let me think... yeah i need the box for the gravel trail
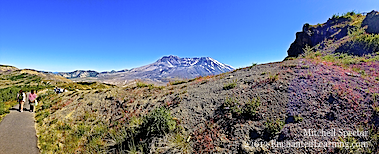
[0,102,39,154]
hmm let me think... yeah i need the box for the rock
[287,17,353,57]
[362,10,379,34]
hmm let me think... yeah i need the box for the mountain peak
[157,55,180,62]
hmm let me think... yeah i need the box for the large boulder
[361,10,379,34]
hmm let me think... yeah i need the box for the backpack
[18,93,24,101]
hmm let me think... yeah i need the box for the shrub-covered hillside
[0,66,73,121]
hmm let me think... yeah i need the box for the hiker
[28,90,38,113]
[17,90,26,112]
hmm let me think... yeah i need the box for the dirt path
[0,101,39,154]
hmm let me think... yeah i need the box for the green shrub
[58,123,71,130]
[244,98,260,117]
[75,124,89,138]
[223,97,260,118]
[294,115,303,122]
[0,86,20,105]
[265,119,284,135]
[250,63,257,69]
[223,82,237,90]
[0,103,8,115]
[110,107,178,153]
[223,97,243,115]
[147,84,155,90]
[268,73,279,83]
[141,107,176,137]
[136,82,148,88]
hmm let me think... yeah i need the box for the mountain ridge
[57,55,234,84]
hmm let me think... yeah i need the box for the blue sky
[1,0,378,72]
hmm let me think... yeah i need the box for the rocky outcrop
[287,18,353,57]
[287,11,379,57]
[362,10,379,34]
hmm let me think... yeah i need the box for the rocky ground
[32,55,379,153]
[166,58,378,153]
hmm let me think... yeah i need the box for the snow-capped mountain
[58,55,234,84]
[124,55,234,80]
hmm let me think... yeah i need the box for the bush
[223,97,243,116]
[0,86,21,104]
[223,97,260,118]
[244,98,260,117]
[110,107,178,153]
[268,73,279,83]
[141,107,176,137]
[264,119,284,135]
[136,82,148,88]
[0,102,9,115]
[223,82,236,90]
[250,63,257,69]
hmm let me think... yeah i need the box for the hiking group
[54,87,66,94]
[17,90,38,113]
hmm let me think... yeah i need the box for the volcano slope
[33,52,379,153]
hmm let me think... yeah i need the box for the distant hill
[57,55,234,84]
[57,70,100,79]
[0,65,19,73]
[57,69,130,79]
